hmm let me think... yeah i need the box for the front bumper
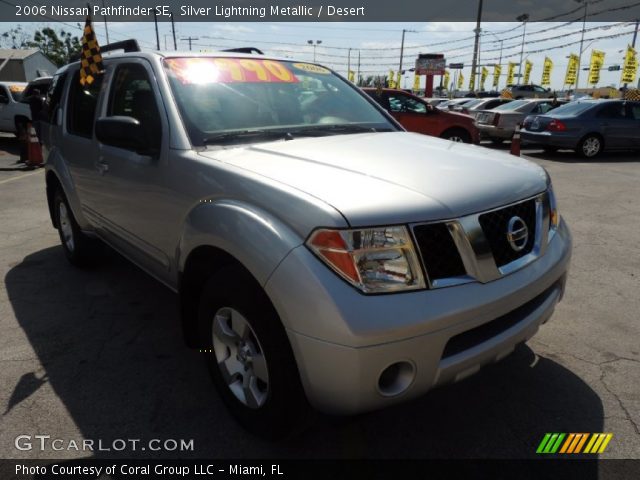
[265,220,572,415]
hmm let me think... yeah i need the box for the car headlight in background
[306,226,426,293]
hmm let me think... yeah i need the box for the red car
[363,88,480,144]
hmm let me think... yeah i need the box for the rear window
[493,100,528,111]
[548,102,595,116]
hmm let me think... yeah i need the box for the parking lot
[0,134,638,461]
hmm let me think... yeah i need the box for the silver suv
[43,44,572,437]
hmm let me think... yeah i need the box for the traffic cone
[25,122,43,167]
[510,123,521,157]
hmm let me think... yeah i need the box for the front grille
[441,281,558,359]
[478,199,537,268]
[412,223,466,281]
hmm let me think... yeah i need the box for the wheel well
[179,246,256,348]
[46,171,62,228]
[441,127,470,140]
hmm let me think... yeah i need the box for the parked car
[44,44,571,437]
[504,84,554,99]
[476,98,568,143]
[452,97,513,117]
[364,88,480,143]
[423,97,449,107]
[464,90,501,98]
[0,81,31,135]
[437,98,476,110]
[520,99,640,157]
[21,76,53,100]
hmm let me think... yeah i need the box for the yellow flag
[541,57,553,86]
[413,73,421,92]
[468,72,476,91]
[348,70,355,82]
[79,14,104,85]
[480,66,489,90]
[493,65,501,88]
[397,71,402,90]
[622,45,638,84]
[588,50,605,85]
[523,60,533,84]
[507,62,516,85]
[564,54,579,86]
[444,70,450,90]
[388,70,395,89]
[458,72,464,89]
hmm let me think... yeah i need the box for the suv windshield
[164,57,396,146]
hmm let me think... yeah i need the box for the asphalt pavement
[0,135,638,462]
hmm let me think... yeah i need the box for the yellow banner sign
[523,60,533,85]
[458,72,464,89]
[622,45,638,84]
[348,70,355,82]
[493,64,501,88]
[388,70,395,89]
[507,62,516,85]
[480,66,489,90]
[541,57,553,86]
[444,70,450,90]
[468,71,476,91]
[413,73,420,92]
[564,54,579,86]
[397,71,402,90]
[588,50,605,85]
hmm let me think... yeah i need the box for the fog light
[377,361,415,397]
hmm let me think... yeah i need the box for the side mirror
[95,116,153,155]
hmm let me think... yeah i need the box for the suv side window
[108,63,161,151]
[387,93,427,114]
[67,70,103,138]
[46,73,67,123]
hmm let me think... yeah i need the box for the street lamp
[307,40,322,63]
[398,29,417,89]
[516,13,529,85]
[575,0,589,89]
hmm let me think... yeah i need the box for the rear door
[595,102,631,149]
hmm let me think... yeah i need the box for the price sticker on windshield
[165,58,300,84]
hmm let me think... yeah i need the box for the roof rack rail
[70,39,141,62]
[221,47,264,55]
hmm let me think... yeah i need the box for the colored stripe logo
[536,433,613,454]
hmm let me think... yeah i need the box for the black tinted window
[67,71,103,137]
[596,103,625,119]
[108,63,161,151]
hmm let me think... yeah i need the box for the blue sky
[3,21,638,90]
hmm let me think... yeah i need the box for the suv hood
[198,132,547,226]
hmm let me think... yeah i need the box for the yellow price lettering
[239,59,268,81]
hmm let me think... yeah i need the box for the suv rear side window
[67,71,103,138]
[108,63,161,151]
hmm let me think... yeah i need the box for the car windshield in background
[462,99,484,109]
[493,100,529,111]
[546,102,595,116]
[164,57,396,146]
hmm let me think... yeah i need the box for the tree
[1,26,82,66]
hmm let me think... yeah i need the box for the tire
[53,188,99,267]
[441,128,471,143]
[577,134,603,158]
[197,266,308,439]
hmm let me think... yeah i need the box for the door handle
[96,161,109,175]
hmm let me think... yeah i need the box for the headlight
[306,226,426,294]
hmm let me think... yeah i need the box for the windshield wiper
[290,124,385,136]
[203,129,294,145]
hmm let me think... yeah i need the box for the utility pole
[181,36,199,51]
[357,49,361,85]
[153,10,160,50]
[470,0,483,92]
[101,0,109,43]
[516,13,529,85]
[398,29,417,90]
[171,12,177,50]
[347,48,351,78]
[576,0,589,90]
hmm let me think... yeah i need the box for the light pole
[575,0,589,89]
[624,19,639,89]
[307,40,322,63]
[516,13,529,85]
[471,0,484,92]
[398,29,417,89]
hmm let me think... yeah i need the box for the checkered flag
[79,14,104,86]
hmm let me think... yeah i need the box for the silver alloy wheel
[212,307,269,409]
[582,137,601,157]
[58,202,75,252]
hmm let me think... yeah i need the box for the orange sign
[165,58,300,84]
